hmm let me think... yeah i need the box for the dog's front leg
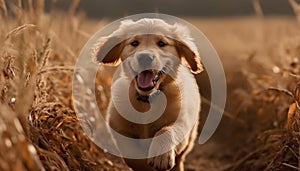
[147,126,176,171]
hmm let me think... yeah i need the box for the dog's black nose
[137,53,154,67]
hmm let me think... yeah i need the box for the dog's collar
[136,90,161,103]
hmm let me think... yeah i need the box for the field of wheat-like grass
[1,0,300,171]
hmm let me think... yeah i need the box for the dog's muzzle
[137,52,154,68]
[132,51,167,93]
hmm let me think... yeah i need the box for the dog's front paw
[147,149,175,171]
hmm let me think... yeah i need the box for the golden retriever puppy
[94,18,203,171]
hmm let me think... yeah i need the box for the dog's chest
[109,98,180,139]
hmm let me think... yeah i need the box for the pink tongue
[137,71,155,89]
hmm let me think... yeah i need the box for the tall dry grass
[0,1,128,170]
[1,0,300,171]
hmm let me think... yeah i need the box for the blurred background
[50,0,294,18]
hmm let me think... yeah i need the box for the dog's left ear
[175,40,203,74]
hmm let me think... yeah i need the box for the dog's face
[120,34,180,96]
[94,19,203,96]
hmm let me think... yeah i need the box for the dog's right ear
[94,19,138,65]
[95,36,124,66]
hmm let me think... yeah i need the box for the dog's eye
[157,41,167,47]
[130,40,139,47]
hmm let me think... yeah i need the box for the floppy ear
[95,36,124,66]
[94,19,136,65]
[175,40,203,74]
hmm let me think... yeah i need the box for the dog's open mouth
[136,70,164,92]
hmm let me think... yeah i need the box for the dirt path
[185,113,248,171]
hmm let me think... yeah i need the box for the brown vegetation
[1,0,300,171]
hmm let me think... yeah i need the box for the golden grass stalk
[38,66,74,75]
[32,0,45,24]
[39,38,51,70]
[289,0,300,23]
[69,0,80,16]
[27,0,33,14]
[5,24,36,40]
[0,0,7,17]
[252,0,263,17]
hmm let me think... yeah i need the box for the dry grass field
[1,0,300,171]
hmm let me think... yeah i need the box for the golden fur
[94,18,202,171]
